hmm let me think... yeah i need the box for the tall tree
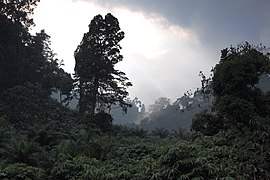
[192,42,270,134]
[29,30,73,97]
[0,0,39,92]
[74,13,132,115]
[0,0,72,97]
[212,42,270,129]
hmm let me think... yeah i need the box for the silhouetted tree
[0,1,72,97]
[0,0,40,29]
[192,42,270,134]
[0,0,40,91]
[74,13,132,116]
[30,30,73,96]
[0,10,27,90]
[212,42,270,129]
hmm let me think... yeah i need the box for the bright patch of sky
[32,0,217,106]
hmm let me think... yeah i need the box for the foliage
[212,42,270,128]
[0,163,45,180]
[111,125,148,137]
[0,0,72,97]
[93,111,114,133]
[139,90,209,132]
[0,9,30,91]
[190,42,270,179]
[191,110,224,136]
[74,13,132,115]
[192,43,270,131]
[0,83,75,132]
[29,30,73,96]
[149,97,170,113]
[1,2,270,178]
[0,83,48,127]
[151,128,170,138]
[110,97,146,125]
[0,0,40,29]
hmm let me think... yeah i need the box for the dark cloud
[75,0,270,49]
[69,0,270,105]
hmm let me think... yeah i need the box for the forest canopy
[0,1,270,179]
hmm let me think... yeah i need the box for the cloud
[74,0,270,49]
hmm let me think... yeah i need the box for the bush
[191,110,224,136]
[0,163,45,179]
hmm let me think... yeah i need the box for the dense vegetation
[0,1,270,179]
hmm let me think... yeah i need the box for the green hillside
[0,1,270,179]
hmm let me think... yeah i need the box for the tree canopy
[74,13,132,116]
[0,0,39,29]
[192,42,270,133]
[0,0,72,97]
[212,43,270,129]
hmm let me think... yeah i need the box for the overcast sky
[33,0,270,107]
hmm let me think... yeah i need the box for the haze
[32,0,270,106]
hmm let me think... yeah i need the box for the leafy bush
[0,163,45,180]
[191,110,224,135]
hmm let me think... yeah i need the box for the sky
[32,0,270,107]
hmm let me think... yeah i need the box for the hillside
[0,1,270,178]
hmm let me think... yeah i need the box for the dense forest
[0,1,270,179]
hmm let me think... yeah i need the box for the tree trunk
[89,78,99,117]
[79,80,86,114]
